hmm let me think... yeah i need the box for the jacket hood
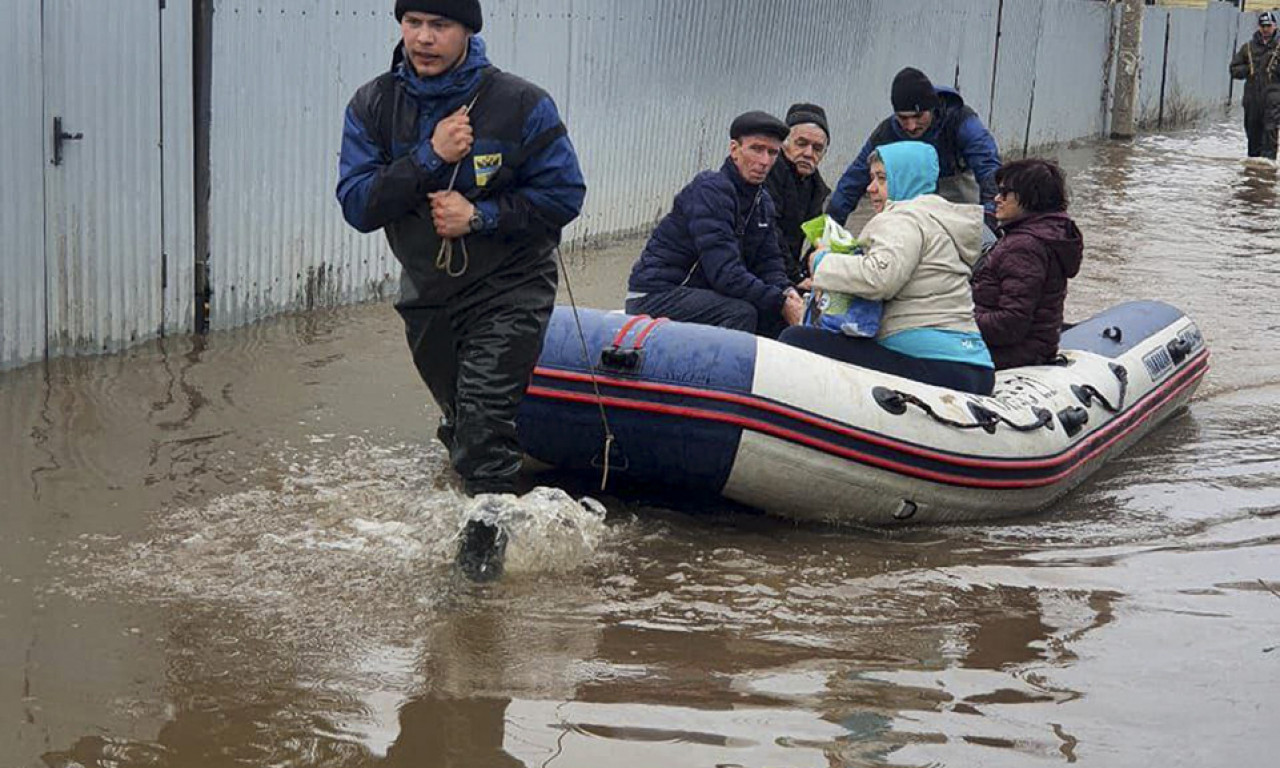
[1004,212,1084,278]
[878,141,939,201]
[935,84,966,110]
[392,35,491,102]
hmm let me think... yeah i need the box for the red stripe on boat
[526,352,1208,489]
[609,315,650,349]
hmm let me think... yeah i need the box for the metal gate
[0,3,46,368]
[41,0,166,358]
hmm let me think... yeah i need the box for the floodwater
[4,112,1280,768]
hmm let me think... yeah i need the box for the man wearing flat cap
[337,0,586,581]
[1231,11,1280,160]
[626,111,804,336]
[764,103,833,287]
[829,67,1001,231]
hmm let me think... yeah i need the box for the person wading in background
[337,0,586,582]
[1231,11,1280,161]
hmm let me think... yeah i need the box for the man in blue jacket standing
[828,68,1001,231]
[626,111,805,337]
[337,0,585,581]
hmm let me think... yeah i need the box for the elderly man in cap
[1231,11,1280,160]
[764,103,833,286]
[828,67,1001,231]
[626,111,805,336]
[337,0,586,581]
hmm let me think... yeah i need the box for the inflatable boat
[517,301,1208,525]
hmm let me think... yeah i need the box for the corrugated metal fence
[1,2,45,368]
[0,0,1255,369]
[1,0,194,370]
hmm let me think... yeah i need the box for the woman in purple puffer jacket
[972,159,1084,370]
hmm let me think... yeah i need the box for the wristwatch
[468,209,485,234]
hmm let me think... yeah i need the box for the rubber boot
[455,519,508,583]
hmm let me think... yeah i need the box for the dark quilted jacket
[972,212,1083,369]
[627,159,790,314]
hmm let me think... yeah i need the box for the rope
[896,391,1052,433]
[1080,385,1121,414]
[435,93,483,278]
[1080,366,1127,414]
[554,246,618,491]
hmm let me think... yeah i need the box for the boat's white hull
[520,301,1208,525]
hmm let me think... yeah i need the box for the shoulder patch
[473,153,503,187]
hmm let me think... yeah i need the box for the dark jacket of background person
[628,159,791,316]
[337,39,585,308]
[1230,28,1280,159]
[764,154,830,284]
[827,87,1001,224]
[1231,29,1280,110]
[972,212,1083,370]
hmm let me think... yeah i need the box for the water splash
[458,487,608,576]
[49,437,611,643]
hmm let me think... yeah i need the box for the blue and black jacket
[627,159,791,315]
[337,37,585,307]
[827,86,1001,224]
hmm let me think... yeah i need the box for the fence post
[1111,0,1145,139]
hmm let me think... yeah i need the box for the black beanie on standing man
[395,0,483,32]
[891,68,940,113]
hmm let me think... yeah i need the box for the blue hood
[879,141,939,201]
[393,35,491,103]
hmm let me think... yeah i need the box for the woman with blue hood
[779,142,994,395]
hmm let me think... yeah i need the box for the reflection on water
[4,112,1280,768]
[1235,164,1278,213]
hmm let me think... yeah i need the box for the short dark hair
[994,158,1068,213]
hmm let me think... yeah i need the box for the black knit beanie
[395,0,483,32]
[786,102,830,141]
[891,68,939,113]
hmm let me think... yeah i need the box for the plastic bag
[800,214,859,255]
[800,216,883,338]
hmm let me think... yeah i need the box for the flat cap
[730,111,789,142]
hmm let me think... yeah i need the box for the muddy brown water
[4,113,1279,768]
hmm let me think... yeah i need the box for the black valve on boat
[873,387,908,415]
[1166,337,1192,364]
[600,346,642,371]
[1102,326,1123,343]
[1058,406,1090,437]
